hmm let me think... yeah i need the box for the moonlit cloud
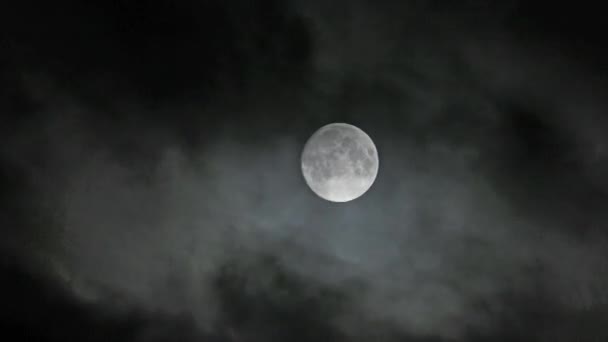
[2,1,608,341]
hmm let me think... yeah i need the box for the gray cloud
[4,1,608,341]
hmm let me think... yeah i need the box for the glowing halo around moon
[301,123,379,202]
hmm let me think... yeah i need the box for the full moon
[301,123,379,202]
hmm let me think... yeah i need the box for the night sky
[2,1,608,341]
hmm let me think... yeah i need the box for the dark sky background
[2,1,608,341]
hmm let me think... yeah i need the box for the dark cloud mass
[1,1,608,341]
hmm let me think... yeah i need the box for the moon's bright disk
[301,123,379,202]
